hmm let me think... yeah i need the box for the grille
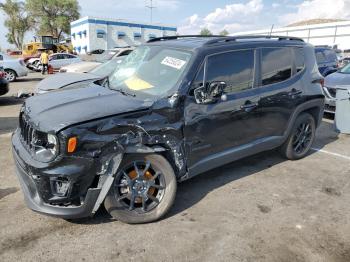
[19,113,35,150]
[326,87,337,98]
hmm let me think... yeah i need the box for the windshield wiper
[113,88,136,97]
[103,77,136,97]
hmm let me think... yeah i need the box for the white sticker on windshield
[161,56,187,70]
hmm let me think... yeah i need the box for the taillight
[0,71,4,78]
[312,78,324,87]
[320,78,325,87]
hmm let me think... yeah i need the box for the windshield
[90,57,125,77]
[108,46,192,97]
[340,63,350,74]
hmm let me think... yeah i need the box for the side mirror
[194,81,226,104]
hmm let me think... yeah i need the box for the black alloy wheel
[104,154,177,224]
[280,113,316,160]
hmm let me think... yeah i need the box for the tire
[4,69,16,82]
[104,154,177,224]
[280,113,316,160]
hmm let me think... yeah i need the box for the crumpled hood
[325,72,350,88]
[25,84,153,133]
[36,72,100,91]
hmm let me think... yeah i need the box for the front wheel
[104,154,177,224]
[280,113,316,160]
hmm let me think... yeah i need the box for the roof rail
[147,35,225,43]
[204,35,305,45]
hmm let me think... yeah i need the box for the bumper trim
[13,146,101,219]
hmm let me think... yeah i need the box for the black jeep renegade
[12,35,324,224]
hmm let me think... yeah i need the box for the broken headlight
[33,133,59,162]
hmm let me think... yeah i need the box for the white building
[70,16,177,54]
[234,20,350,50]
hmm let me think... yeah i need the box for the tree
[0,0,32,50]
[26,0,80,40]
[200,28,213,36]
[219,29,229,36]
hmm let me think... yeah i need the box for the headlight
[34,133,59,162]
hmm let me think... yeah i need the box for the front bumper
[323,87,336,114]
[324,97,336,113]
[12,130,102,219]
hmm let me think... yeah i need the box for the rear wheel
[280,113,316,160]
[104,154,177,224]
[4,69,16,82]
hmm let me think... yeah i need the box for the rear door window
[324,49,337,62]
[63,54,76,59]
[261,48,292,86]
[206,49,255,94]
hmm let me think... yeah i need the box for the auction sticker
[161,56,187,70]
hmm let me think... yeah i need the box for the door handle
[240,102,258,112]
[289,89,302,96]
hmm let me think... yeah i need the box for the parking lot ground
[1,75,350,262]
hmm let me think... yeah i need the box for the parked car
[81,47,135,63]
[59,61,101,73]
[60,47,134,73]
[87,49,105,55]
[7,50,23,58]
[339,57,350,68]
[0,52,28,82]
[30,53,81,71]
[12,35,324,224]
[315,47,338,76]
[0,66,9,96]
[36,56,125,94]
[323,62,350,113]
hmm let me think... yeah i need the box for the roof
[146,35,305,50]
[147,36,222,50]
[70,16,177,32]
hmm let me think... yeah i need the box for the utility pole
[269,24,274,36]
[146,0,156,23]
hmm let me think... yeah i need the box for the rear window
[261,48,292,86]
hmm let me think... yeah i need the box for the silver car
[30,53,82,72]
[0,52,28,82]
[324,63,350,113]
[36,56,124,94]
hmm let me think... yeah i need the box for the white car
[49,53,81,70]
[0,52,28,82]
[59,61,101,73]
[30,53,81,71]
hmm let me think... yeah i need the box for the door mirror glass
[194,81,226,104]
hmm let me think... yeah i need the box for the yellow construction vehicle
[22,35,73,57]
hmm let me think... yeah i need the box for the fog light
[50,177,70,197]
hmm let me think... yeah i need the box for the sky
[1,0,350,49]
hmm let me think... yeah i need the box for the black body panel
[12,36,325,219]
